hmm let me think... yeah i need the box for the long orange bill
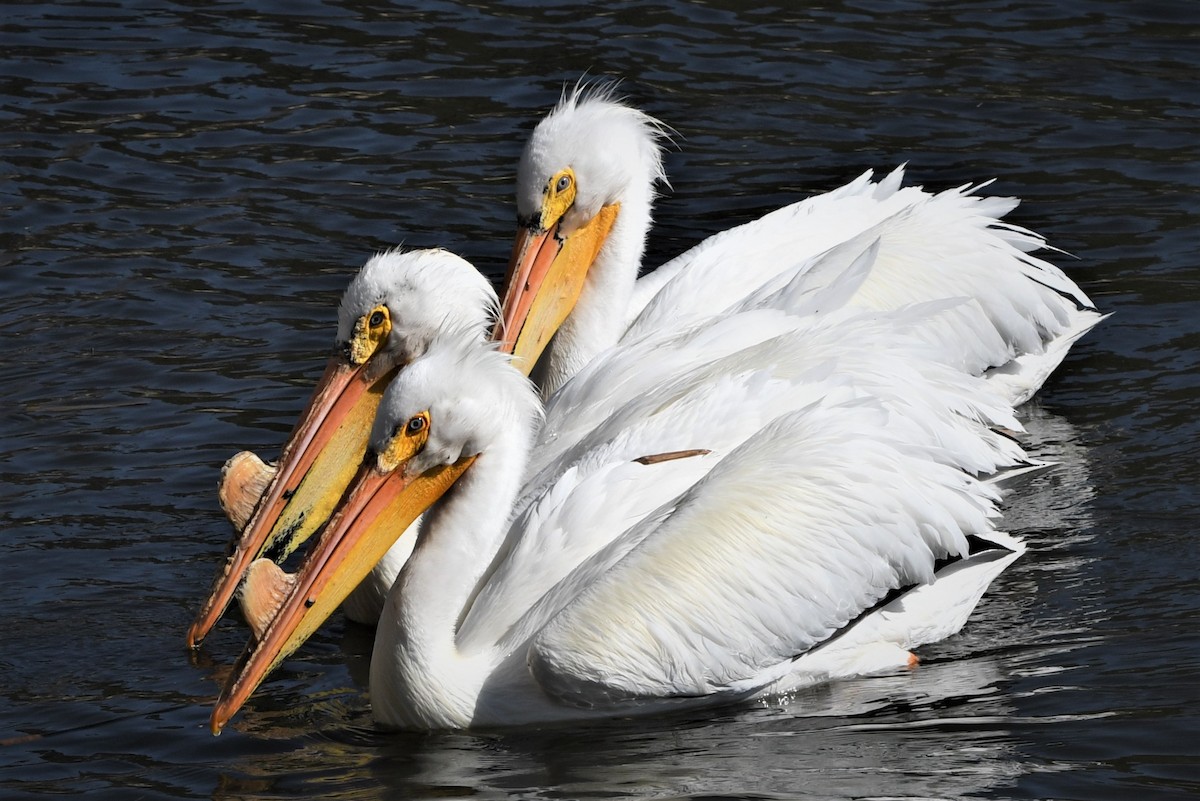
[491,205,620,374]
[493,222,563,359]
[208,453,475,734]
[186,355,393,649]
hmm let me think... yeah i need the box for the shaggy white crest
[336,247,497,363]
[516,81,670,235]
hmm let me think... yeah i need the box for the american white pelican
[186,248,496,648]
[496,84,1102,401]
[198,83,1102,643]
[210,286,1033,732]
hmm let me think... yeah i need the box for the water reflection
[205,658,1026,799]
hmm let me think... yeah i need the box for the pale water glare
[2,2,1198,799]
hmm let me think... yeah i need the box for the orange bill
[493,203,620,373]
[209,452,476,734]
[186,353,398,649]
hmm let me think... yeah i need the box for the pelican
[210,281,1035,732]
[186,248,497,648]
[196,83,1102,642]
[496,83,1102,401]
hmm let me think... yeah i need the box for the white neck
[539,188,655,397]
[368,424,530,730]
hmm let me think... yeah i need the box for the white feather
[353,309,1030,729]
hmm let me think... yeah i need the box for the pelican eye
[379,411,431,471]
[369,310,386,327]
[541,168,577,229]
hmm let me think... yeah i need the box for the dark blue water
[2,2,1197,799]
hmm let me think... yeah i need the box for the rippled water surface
[3,2,1198,799]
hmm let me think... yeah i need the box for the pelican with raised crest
[496,83,1101,402]
[190,82,1101,650]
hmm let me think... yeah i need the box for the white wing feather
[624,167,1101,403]
[526,399,1003,706]
[533,298,1026,486]
[460,304,1027,685]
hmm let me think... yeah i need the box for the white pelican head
[337,248,497,375]
[210,335,540,733]
[187,248,495,649]
[495,82,670,369]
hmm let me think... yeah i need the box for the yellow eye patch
[377,411,430,473]
[540,168,576,230]
[348,304,392,365]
